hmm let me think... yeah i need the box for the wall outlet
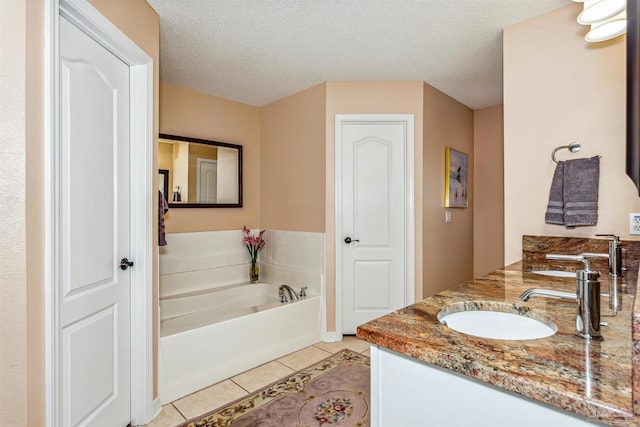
[630,213,640,235]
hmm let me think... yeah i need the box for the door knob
[344,237,360,244]
[120,258,134,270]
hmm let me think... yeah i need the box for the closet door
[58,15,131,426]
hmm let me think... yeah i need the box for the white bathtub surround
[260,263,323,296]
[260,229,326,275]
[159,229,325,296]
[159,230,249,275]
[259,230,339,342]
[158,230,326,404]
[160,265,324,338]
[158,282,321,404]
[161,283,284,337]
[159,230,249,297]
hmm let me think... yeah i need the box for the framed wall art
[445,147,468,208]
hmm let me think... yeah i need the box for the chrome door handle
[344,237,360,244]
[120,257,134,270]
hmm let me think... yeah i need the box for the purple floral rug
[180,349,370,427]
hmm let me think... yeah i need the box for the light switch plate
[630,213,640,235]
[445,211,452,223]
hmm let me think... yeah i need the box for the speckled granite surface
[633,292,640,416]
[357,236,640,426]
[522,235,640,275]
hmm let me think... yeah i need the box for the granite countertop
[357,261,639,426]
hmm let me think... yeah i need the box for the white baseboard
[322,331,343,342]
[133,396,162,426]
[153,397,162,420]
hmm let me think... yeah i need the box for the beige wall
[474,105,504,276]
[159,82,261,232]
[26,0,47,424]
[158,141,173,193]
[422,83,475,297]
[325,81,425,330]
[260,83,327,232]
[158,141,173,170]
[504,3,639,264]
[161,79,478,330]
[162,79,470,332]
[161,80,476,332]
[1,0,29,424]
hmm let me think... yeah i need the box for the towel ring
[552,142,581,163]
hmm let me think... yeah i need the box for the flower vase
[250,261,259,283]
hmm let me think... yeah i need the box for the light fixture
[572,0,628,42]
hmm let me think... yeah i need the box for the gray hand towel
[545,161,565,225]
[563,156,600,227]
[159,190,169,246]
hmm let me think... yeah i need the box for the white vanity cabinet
[369,345,604,427]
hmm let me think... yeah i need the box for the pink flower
[242,225,266,264]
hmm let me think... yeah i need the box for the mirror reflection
[159,134,243,207]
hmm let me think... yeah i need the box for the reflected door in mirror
[197,158,217,203]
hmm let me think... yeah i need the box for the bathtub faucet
[279,284,299,303]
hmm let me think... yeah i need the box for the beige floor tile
[142,404,185,427]
[277,345,332,370]
[231,360,295,393]
[313,335,371,354]
[172,379,248,420]
[164,343,373,424]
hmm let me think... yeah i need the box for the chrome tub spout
[279,284,299,302]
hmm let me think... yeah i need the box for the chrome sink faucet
[545,253,592,270]
[520,254,603,341]
[595,234,623,278]
[573,235,624,278]
[279,284,299,303]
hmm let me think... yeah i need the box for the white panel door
[197,158,217,203]
[59,16,131,426]
[340,120,408,334]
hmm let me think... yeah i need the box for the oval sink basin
[531,270,576,278]
[437,302,557,340]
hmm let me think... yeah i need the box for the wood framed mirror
[159,133,243,208]
[158,168,169,202]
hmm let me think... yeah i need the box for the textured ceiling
[147,0,572,109]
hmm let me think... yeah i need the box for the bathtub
[158,282,322,404]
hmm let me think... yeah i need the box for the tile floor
[143,336,371,427]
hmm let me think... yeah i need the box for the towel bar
[552,141,581,163]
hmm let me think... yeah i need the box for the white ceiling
[147,0,572,110]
